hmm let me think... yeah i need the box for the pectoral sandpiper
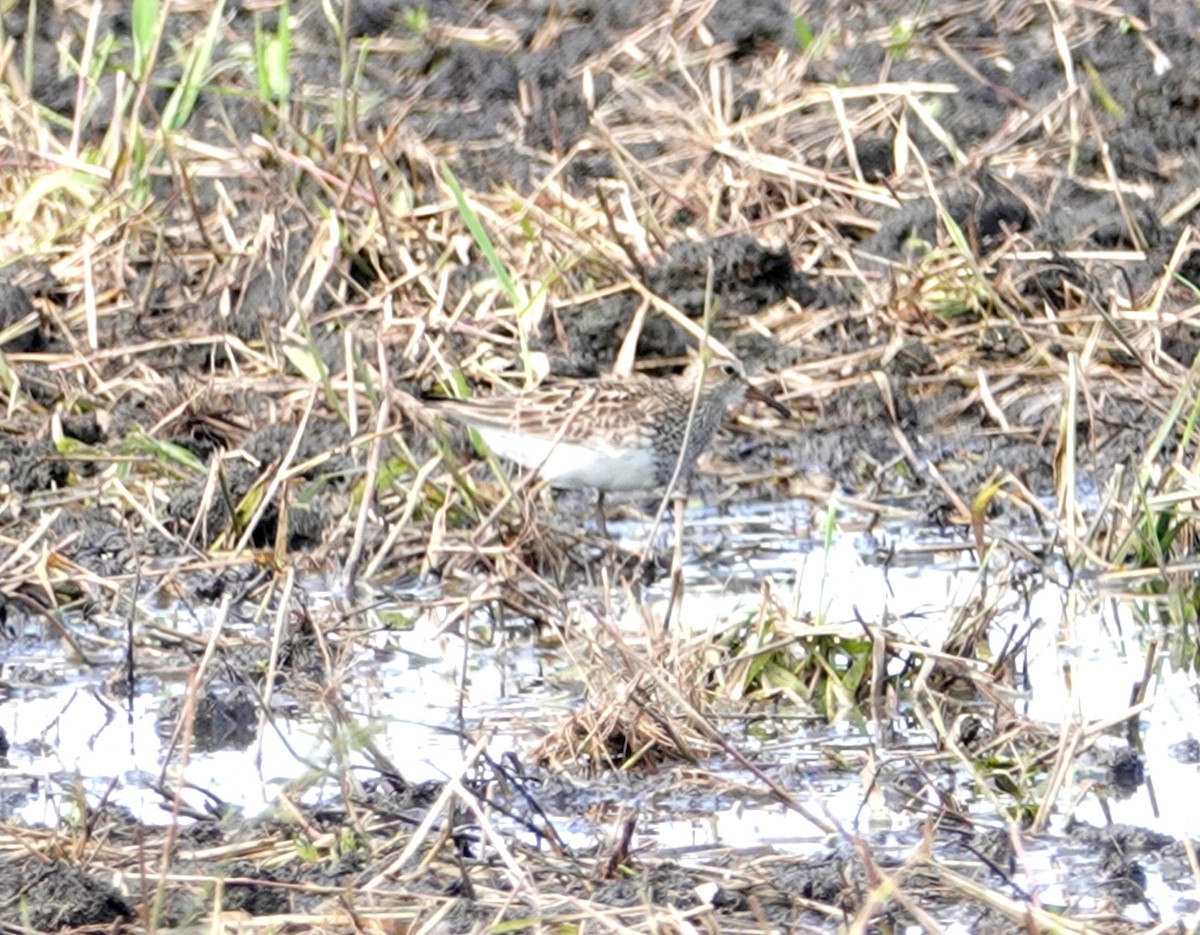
[426,358,790,534]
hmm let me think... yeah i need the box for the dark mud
[1,762,1194,930]
[0,859,133,931]
[0,0,1195,583]
[5,2,1194,582]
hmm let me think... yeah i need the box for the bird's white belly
[473,426,656,491]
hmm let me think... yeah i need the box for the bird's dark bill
[745,383,791,418]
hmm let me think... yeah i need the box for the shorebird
[426,358,790,534]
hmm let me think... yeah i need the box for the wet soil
[1,0,1193,585]
[1,752,1193,931]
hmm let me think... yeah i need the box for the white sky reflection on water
[4,494,1200,922]
[2,603,568,826]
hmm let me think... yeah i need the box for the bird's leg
[595,490,609,538]
[660,487,688,633]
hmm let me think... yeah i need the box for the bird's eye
[721,362,738,377]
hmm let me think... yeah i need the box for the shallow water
[1,607,558,824]
[3,498,1198,919]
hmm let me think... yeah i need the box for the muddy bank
[0,1,1193,595]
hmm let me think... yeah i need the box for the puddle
[1,599,564,825]
[4,497,1200,920]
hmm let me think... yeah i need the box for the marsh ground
[3,0,1200,932]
